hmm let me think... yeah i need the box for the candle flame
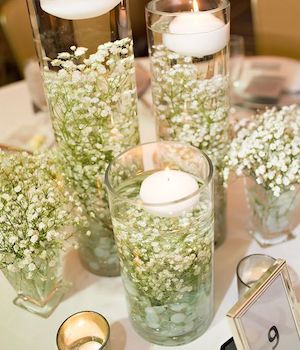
[192,0,200,12]
[165,166,171,181]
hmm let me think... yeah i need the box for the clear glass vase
[214,172,227,247]
[244,177,300,246]
[105,142,214,346]
[26,0,139,276]
[146,0,230,247]
[2,252,69,318]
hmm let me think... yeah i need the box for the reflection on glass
[230,34,245,92]
[236,254,275,297]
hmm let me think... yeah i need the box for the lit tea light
[78,341,102,350]
[140,169,199,217]
[40,0,122,20]
[163,0,229,57]
[56,311,110,350]
[237,254,276,297]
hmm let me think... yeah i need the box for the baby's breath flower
[43,39,139,236]
[151,45,229,244]
[151,46,229,175]
[74,47,88,57]
[0,151,81,277]
[28,263,36,272]
[228,105,300,197]
[30,235,39,244]
[42,39,139,273]
[58,52,71,59]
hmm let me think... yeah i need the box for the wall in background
[0,25,20,86]
[230,0,255,55]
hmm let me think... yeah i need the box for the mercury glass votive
[146,0,230,247]
[57,311,110,350]
[236,254,276,298]
[105,141,214,346]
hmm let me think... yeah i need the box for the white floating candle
[40,0,122,20]
[140,169,199,217]
[163,12,229,57]
[78,341,102,350]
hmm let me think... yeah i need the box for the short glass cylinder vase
[27,0,139,276]
[146,0,230,247]
[244,177,300,247]
[2,252,69,318]
[105,141,214,346]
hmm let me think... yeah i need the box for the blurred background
[0,0,256,87]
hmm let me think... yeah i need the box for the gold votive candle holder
[56,311,110,350]
[236,254,276,298]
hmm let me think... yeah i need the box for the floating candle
[163,7,229,57]
[140,169,199,217]
[40,0,122,20]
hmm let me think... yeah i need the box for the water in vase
[110,172,214,346]
[27,0,139,275]
[148,14,230,246]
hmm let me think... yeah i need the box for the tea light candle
[56,311,110,350]
[79,341,102,350]
[140,169,199,217]
[236,254,276,297]
[40,0,122,20]
[163,8,229,57]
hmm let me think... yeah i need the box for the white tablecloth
[1,58,300,350]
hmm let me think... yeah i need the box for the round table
[1,58,300,350]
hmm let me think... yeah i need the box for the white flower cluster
[44,39,139,228]
[112,187,213,338]
[112,191,213,304]
[228,105,300,197]
[151,45,230,170]
[0,151,80,278]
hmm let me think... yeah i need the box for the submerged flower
[43,38,139,230]
[151,45,229,176]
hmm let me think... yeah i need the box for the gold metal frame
[0,143,32,154]
[227,259,300,350]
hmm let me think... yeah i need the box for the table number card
[227,259,300,350]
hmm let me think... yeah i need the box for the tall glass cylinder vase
[105,142,214,346]
[146,0,230,247]
[26,0,139,276]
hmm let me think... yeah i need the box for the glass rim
[104,141,214,207]
[56,310,110,349]
[146,0,230,17]
[236,254,276,289]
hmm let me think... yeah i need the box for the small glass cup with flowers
[227,105,300,246]
[0,150,81,317]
